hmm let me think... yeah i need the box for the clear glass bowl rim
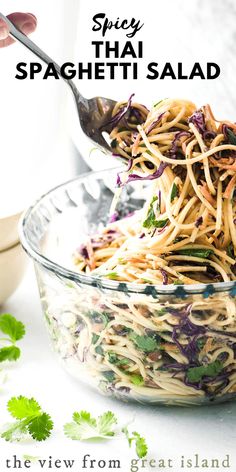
[19,168,236,297]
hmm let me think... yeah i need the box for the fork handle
[0,12,86,106]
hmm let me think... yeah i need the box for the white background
[0,0,236,470]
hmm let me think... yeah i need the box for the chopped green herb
[153,99,166,107]
[141,278,153,284]
[143,196,168,229]
[227,243,234,259]
[92,333,99,344]
[104,272,118,280]
[177,248,214,258]
[130,334,159,353]
[226,128,236,145]
[186,360,223,383]
[143,196,158,229]
[173,280,184,285]
[170,183,179,202]
[130,374,144,386]
[95,345,104,356]
[1,396,53,442]
[122,427,148,458]
[64,410,117,441]
[155,308,166,316]
[108,353,130,366]
[150,218,168,229]
[103,371,116,382]
[111,138,118,148]
[196,338,206,350]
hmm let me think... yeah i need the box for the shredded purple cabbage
[116,158,133,186]
[168,303,192,318]
[77,244,89,259]
[119,162,167,187]
[130,107,145,124]
[108,212,119,223]
[171,307,206,363]
[103,93,135,129]
[222,124,229,140]
[188,111,206,134]
[189,110,216,140]
[158,190,162,211]
[160,269,168,285]
[146,112,165,135]
[169,131,191,159]
[91,231,118,249]
[195,216,203,228]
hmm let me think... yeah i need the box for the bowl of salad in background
[0,242,27,306]
[19,169,236,406]
[0,211,22,252]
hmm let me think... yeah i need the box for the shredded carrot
[223,174,236,199]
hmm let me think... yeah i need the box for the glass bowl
[19,169,236,406]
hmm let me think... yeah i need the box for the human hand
[0,12,37,48]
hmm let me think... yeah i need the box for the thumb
[0,13,37,48]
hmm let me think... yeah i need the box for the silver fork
[0,12,118,154]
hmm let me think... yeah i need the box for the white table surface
[0,266,235,472]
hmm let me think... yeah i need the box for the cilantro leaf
[177,248,214,258]
[122,427,148,458]
[28,414,53,442]
[1,396,53,443]
[103,371,116,382]
[1,420,29,442]
[133,432,148,458]
[8,396,41,420]
[92,334,99,344]
[103,272,119,280]
[95,345,104,355]
[130,334,159,353]
[97,412,117,437]
[130,374,144,386]
[173,279,184,285]
[227,243,234,259]
[143,196,158,229]
[64,410,117,441]
[226,127,236,145]
[108,353,130,366]
[0,346,20,362]
[0,314,25,343]
[143,196,168,230]
[186,360,223,383]
[64,409,148,459]
[73,411,97,428]
[170,183,179,202]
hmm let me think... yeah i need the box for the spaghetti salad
[74,98,236,286]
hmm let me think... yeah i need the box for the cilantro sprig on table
[64,410,148,459]
[1,396,53,442]
[0,314,25,362]
[64,410,117,441]
[122,426,148,459]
